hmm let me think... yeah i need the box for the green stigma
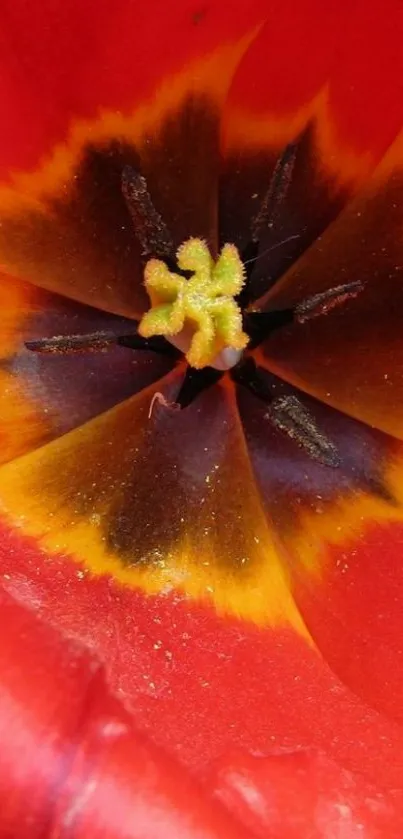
[138,238,249,369]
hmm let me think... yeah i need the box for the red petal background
[1,1,403,836]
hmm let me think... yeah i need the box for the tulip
[1,1,403,835]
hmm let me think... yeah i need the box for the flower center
[25,142,364,468]
[139,238,249,370]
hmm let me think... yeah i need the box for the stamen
[121,166,174,258]
[232,358,340,468]
[25,331,118,355]
[295,281,364,323]
[251,140,298,242]
[268,395,340,468]
[139,238,249,369]
[242,281,364,349]
[239,141,299,307]
[26,330,178,358]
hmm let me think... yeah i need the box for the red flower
[1,0,403,835]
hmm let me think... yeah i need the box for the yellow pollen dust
[138,238,249,369]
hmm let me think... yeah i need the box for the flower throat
[26,140,363,468]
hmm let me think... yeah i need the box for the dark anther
[242,280,365,350]
[25,329,179,359]
[232,358,340,467]
[238,139,299,308]
[175,365,223,409]
[121,165,174,259]
[251,140,298,243]
[25,331,119,355]
[295,281,364,323]
[268,395,340,468]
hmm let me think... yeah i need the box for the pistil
[139,238,249,370]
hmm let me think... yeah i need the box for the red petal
[0,99,222,316]
[219,0,403,307]
[3,376,403,796]
[1,3,403,834]
[238,377,403,726]
[223,0,403,169]
[0,0,267,174]
[211,750,403,839]
[2,536,403,801]
[0,3,263,310]
[4,582,403,837]
[0,585,254,839]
